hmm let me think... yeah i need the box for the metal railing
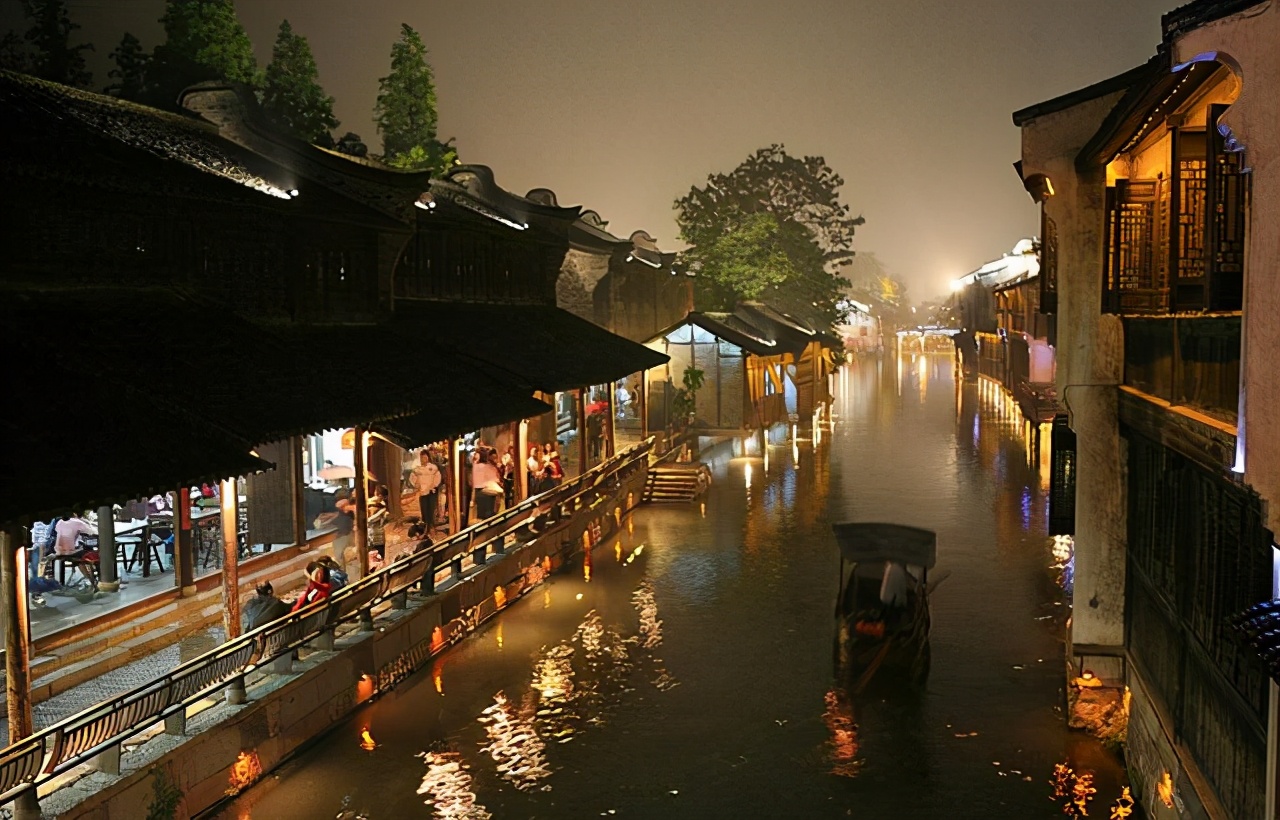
[0,439,654,804]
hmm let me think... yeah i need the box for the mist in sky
[8,0,1176,299]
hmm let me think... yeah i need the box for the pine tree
[7,0,93,87]
[106,33,150,100]
[261,20,338,144]
[147,0,259,105]
[374,24,457,173]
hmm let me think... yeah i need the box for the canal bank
[215,356,1137,819]
[17,446,650,820]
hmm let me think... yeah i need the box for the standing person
[546,452,565,488]
[616,382,631,419]
[527,445,544,497]
[410,449,442,533]
[501,446,517,509]
[472,446,502,521]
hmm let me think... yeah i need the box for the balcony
[1122,315,1240,423]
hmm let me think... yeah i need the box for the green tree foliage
[148,0,259,105]
[334,131,369,157]
[106,32,150,100]
[675,145,864,327]
[1,0,93,87]
[262,20,338,144]
[375,24,457,173]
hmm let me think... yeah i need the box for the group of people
[527,442,565,495]
[242,554,350,631]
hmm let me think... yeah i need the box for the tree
[374,24,457,173]
[1,0,93,87]
[675,145,864,327]
[147,0,259,105]
[106,33,150,100]
[333,132,368,157]
[843,251,911,329]
[261,20,338,144]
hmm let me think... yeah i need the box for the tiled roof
[1162,0,1265,40]
[1,70,297,202]
[1229,600,1280,683]
[393,301,669,391]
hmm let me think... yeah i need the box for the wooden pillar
[576,388,588,477]
[175,490,196,596]
[448,438,461,534]
[97,505,118,592]
[517,419,529,500]
[605,385,617,458]
[290,437,307,547]
[640,370,649,441]
[220,479,241,640]
[353,428,370,579]
[3,527,33,743]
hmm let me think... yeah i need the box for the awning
[648,312,782,358]
[394,301,669,392]
[2,288,426,447]
[3,337,270,526]
[374,390,552,451]
[734,303,816,358]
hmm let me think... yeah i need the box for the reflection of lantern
[341,429,356,449]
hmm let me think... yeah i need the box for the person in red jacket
[291,561,332,612]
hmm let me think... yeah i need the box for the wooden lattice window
[1039,211,1057,314]
[1173,130,1209,311]
[1105,179,1169,314]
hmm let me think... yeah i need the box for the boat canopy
[832,523,937,570]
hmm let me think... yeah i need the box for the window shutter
[1206,104,1247,312]
[1049,415,1077,536]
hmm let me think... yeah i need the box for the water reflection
[417,749,489,819]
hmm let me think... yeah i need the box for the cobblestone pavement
[0,625,225,740]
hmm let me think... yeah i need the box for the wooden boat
[832,523,937,694]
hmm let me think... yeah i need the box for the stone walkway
[0,625,225,740]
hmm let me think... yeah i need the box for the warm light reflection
[493,585,507,610]
[431,626,446,653]
[226,750,263,796]
[435,671,444,695]
[1110,786,1135,818]
[745,462,753,488]
[360,727,377,751]
[822,688,862,777]
[583,546,592,582]
[495,621,504,649]
[417,750,490,819]
[479,691,551,791]
[1157,771,1175,808]
[615,542,622,562]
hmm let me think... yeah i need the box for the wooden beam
[576,388,588,477]
[290,436,307,548]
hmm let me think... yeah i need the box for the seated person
[243,582,290,631]
[291,562,333,612]
[45,513,96,576]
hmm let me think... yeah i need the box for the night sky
[8,0,1176,297]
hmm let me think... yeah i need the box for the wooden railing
[0,438,654,805]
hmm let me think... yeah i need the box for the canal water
[215,355,1134,819]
